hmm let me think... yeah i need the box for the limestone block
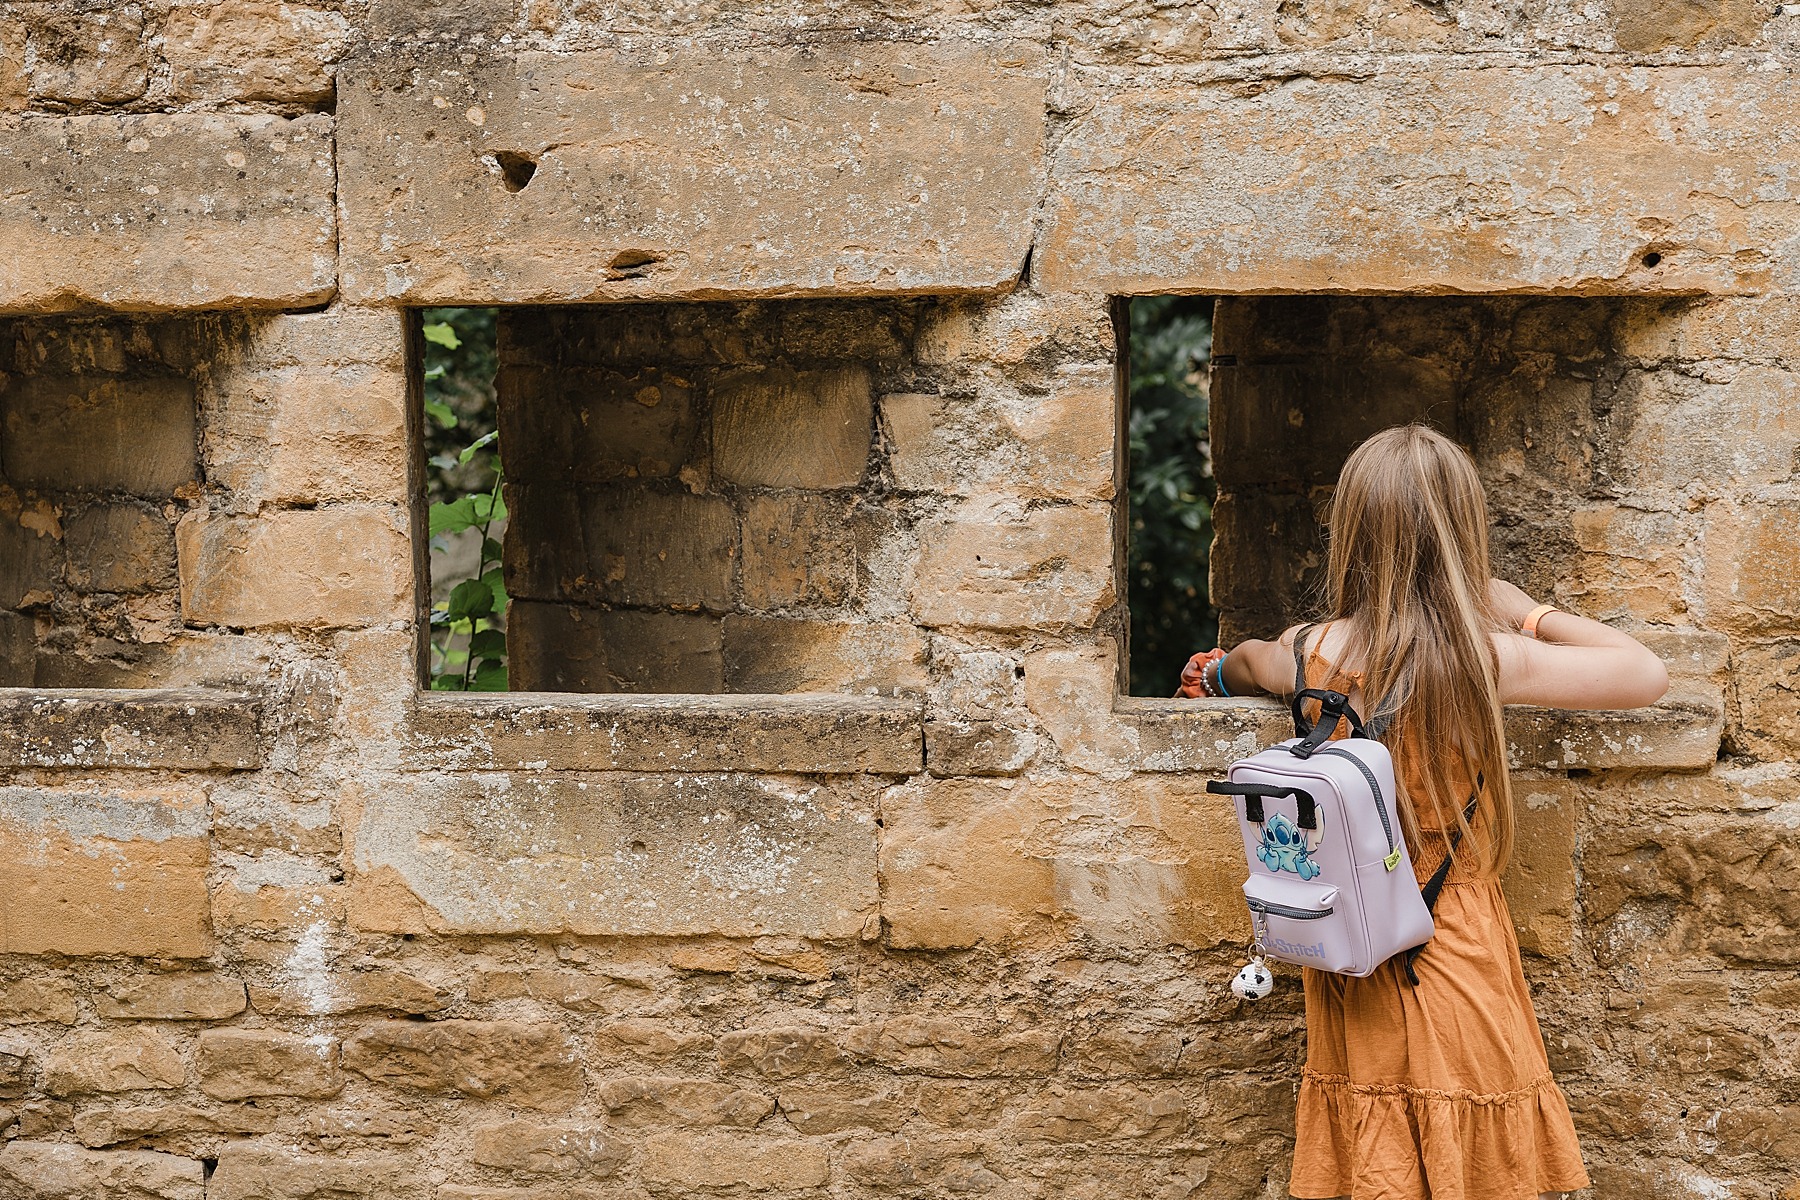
[841,1135,997,1190]
[1110,697,1296,774]
[1614,296,1800,363]
[346,772,880,939]
[1732,640,1800,758]
[0,15,25,113]
[0,977,78,1024]
[845,1016,1062,1078]
[739,494,858,608]
[721,616,928,696]
[1582,812,1800,967]
[164,0,353,103]
[912,502,1115,632]
[879,775,1246,951]
[340,1020,582,1109]
[176,507,411,629]
[401,691,923,773]
[591,1018,712,1063]
[75,1105,275,1149]
[1616,366,1800,496]
[0,784,211,957]
[1611,0,1769,50]
[208,1146,423,1200]
[1565,504,1694,623]
[507,602,724,694]
[711,367,874,488]
[1502,775,1579,958]
[62,504,176,595]
[0,115,337,315]
[1505,702,1723,770]
[43,1029,186,1095]
[247,970,451,1017]
[881,370,1115,502]
[1039,66,1800,295]
[779,1085,914,1133]
[1023,643,1141,773]
[0,689,265,770]
[0,485,62,610]
[196,1030,342,1101]
[471,1119,623,1176]
[498,365,697,485]
[715,1027,851,1081]
[208,364,409,507]
[0,1143,202,1200]
[639,1133,830,1190]
[1,374,195,496]
[1703,501,1800,632]
[1010,1083,1190,1144]
[923,719,1038,776]
[552,489,734,609]
[97,974,247,1021]
[593,1076,774,1128]
[22,5,149,103]
[337,44,1046,302]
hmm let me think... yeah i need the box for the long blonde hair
[1319,425,1513,873]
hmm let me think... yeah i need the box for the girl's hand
[1177,649,1225,698]
[1487,577,1538,629]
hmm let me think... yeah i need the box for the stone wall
[0,4,1796,1200]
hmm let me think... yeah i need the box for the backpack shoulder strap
[1402,778,1484,985]
[1290,623,1318,697]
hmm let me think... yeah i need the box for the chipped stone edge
[1113,696,1724,773]
[0,688,266,770]
[404,691,925,775]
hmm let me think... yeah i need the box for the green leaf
[469,492,508,525]
[481,567,509,613]
[429,496,479,537]
[422,321,462,350]
[458,430,499,465]
[469,628,507,658]
[471,660,508,691]
[481,537,504,564]
[424,399,458,430]
[447,578,495,621]
[430,672,468,690]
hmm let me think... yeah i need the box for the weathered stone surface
[0,115,336,315]
[0,689,264,770]
[247,969,451,1017]
[1111,697,1295,773]
[780,1085,913,1134]
[639,1133,830,1190]
[98,974,247,1020]
[346,771,879,939]
[1733,640,1800,758]
[197,1030,342,1100]
[164,0,352,103]
[176,507,411,630]
[207,1146,422,1200]
[402,692,922,773]
[881,774,1246,950]
[739,493,859,608]
[507,604,723,695]
[0,785,211,957]
[1041,66,1800,296]
[0,977,78,1024]
[341,1020,581,1109]
[593,1076,775,1128]
[1,374,195,495]
[63,505,178,594]
[712,367,873,489]
[74,1103,277,1149]
[43,1029,186,1095]
[470,1119,623,1177]
[0,1142,202,1199]
[1010,1082,1189,1143]
[1502,776,1579,958]
[591,1018,712,1063]
[338,45,1046,303]
[923,719,1038,776]
[912,503,1115,631]
[207,363,409,507]
[845,1015,1062,1078]
[717,1027,852,1081]
[722,618,929,696]
[1504,701,1723,770]
[21,5,149,103]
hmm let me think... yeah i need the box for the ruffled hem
[1289,1069,1590,1200]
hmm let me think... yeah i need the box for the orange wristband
[1521,603,1558,639]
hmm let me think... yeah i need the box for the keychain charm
[1232,955,1275,1000]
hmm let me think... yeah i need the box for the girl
[1180,425,1668,1200]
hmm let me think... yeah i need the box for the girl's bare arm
[1488,580,1669,710]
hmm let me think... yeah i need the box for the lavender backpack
[1209,626,1476,993]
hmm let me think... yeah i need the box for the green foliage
[422,308,507,691]
[1128,296,1218,697]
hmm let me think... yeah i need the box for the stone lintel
[337,44,1047,303]
[1117,697,1724,772]
[1040,65,1800,296]
[405,692,924,775]
[0,113,337,315]
[0,688,264,770]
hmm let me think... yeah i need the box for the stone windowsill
[0,688,265,770]
[1113,695,1725,773]
[406,691,925,775]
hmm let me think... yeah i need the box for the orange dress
[1287,641,1590,1200]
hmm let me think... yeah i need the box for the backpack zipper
[1312,745,1397,862]
[1247,898,1333,920]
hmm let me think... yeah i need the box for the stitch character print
[1257,812,1322,880]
